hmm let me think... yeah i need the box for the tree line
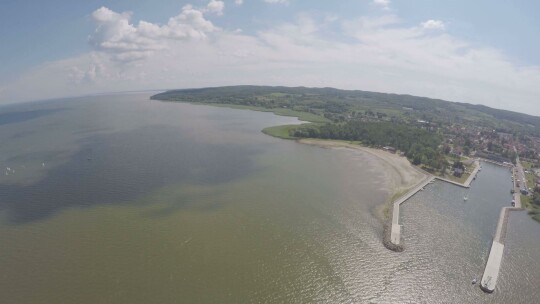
[292,121,446,169]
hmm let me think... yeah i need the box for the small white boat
[472,278,477,285]
[464,196,468,201]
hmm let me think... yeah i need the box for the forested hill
[151,85,540,136]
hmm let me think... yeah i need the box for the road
[513,146,529,195]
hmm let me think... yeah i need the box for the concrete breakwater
[480,158,513,168]
[464,160,481,187]
[480,206,523,293]
[480,163,524,293]
[434,177,469,188]
[382,158,526,294]
[384,176,435,251]
[382,221,404,252]
[385,160,480,252]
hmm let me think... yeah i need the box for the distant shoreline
[152,98,460,250]
[154,99,427,223]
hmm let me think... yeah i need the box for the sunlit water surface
[0,94,538,303]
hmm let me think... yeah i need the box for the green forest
[151,85,539,170]
[151,85,540,136]
[292,121,445,170]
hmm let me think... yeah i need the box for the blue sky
[1,0,539,114]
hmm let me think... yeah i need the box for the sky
[0,0,539,115]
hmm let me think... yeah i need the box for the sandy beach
[298,139,427,216]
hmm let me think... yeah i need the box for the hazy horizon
[4,84,539,119]
[1,0,539,115]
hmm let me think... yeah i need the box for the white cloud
[373,0,391,10]
[166,5,218,38]
[206,0,225,15]
[89,7,164,61]
[88,3,219,62]
[421,19,446,30]
[2,9,540,116]
[235,0,243,5]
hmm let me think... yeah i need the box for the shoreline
[158,99,534,290]
[296,139,428,251]
[154,100,429,226]
[154,99,482,250]
[479,158,525,292]
[297,139,485,252]
[297,139,427,204]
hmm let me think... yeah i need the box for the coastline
[296,139,427,251]
[154,100,427,213]
[153,99,438,250]
[155,100,329,124]
[297,139,427,198]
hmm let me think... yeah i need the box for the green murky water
[0,94,538,303]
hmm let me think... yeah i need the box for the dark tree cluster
[292,121,445,169]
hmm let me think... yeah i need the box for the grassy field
[442,170,469,184]
[525,171,536,191]
[433,157,474,184]
[180,102,330,124]
[521,160,535,170]
[270,108,329,123]
[262,125,303,139]
[521,161,537,190]
[521,195,540,222]
[510,160,540,222]
[519,160,540,222]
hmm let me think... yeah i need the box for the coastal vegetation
[523,186,540,222]
[151,85,540,137]
[151,86,540,167]
[152,85,540,222]
[262,124,303,139]
[441,159,473,184]
[290,121,445,170]
[520,160,540,222]
[520,194,540,222]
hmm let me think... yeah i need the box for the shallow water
[0,94,538,303]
